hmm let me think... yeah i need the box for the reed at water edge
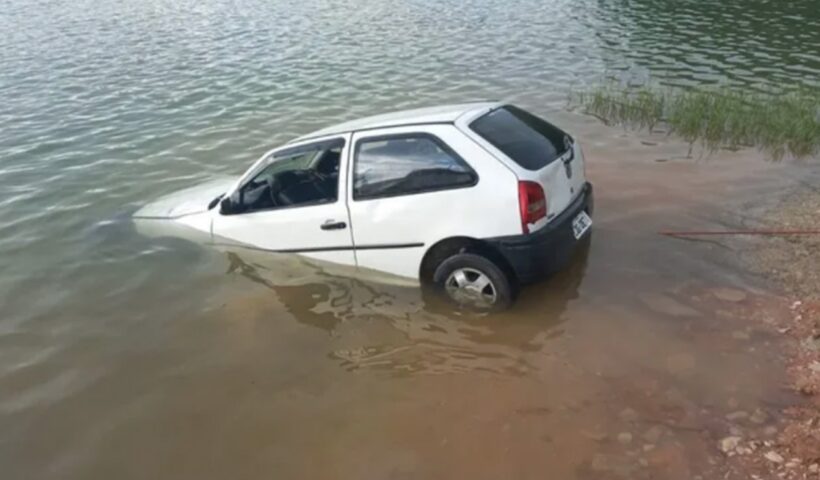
[572,85,820,160]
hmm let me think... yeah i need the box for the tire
[432,253,515,311]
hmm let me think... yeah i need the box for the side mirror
[208,194,224,210]
[219,197,235,215]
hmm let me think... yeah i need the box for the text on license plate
[571,211,592,239]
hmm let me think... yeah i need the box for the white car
[135,103,593,309]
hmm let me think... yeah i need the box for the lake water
[1,0,818,478]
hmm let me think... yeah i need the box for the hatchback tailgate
[534,140,587,222]
[466,105,587,232]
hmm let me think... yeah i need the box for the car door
[211,134,356,266]
[347,124,519,279]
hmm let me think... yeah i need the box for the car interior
[236,148,340,212]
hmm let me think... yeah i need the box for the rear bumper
[486,182,594,284]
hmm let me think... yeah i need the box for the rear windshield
[469,105,570,171]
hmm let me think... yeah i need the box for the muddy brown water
[4,116,819,479]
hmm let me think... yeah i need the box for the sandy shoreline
[738,190,820,478]
[576,113,820,478]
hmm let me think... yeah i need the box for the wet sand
[3,118,818,479]
[731,190,820,477]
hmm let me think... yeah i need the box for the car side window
[228,138,344,214]
[353,134,477,200]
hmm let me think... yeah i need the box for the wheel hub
[444,267,498,309]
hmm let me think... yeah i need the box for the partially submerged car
[135,103,593,309]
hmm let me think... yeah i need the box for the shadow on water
[219,234,591,371]
[225,251,353,332]
[225,233,591,323]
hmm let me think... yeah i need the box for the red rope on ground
[659,229,820,237]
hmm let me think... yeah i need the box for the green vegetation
[573,86,820,160]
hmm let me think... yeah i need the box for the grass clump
[574,86,820,160]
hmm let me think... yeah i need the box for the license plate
[571,211,592,239]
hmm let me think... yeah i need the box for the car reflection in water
[220,235,592,377]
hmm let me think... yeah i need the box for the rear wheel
[433,253,514,310]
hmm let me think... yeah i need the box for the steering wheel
[308,169,327,183]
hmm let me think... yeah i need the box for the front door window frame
[222,134,349,216]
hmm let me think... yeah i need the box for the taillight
[518,181,547,234]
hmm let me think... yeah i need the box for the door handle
[320,220,347,231]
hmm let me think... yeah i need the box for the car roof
[290,102,501,143]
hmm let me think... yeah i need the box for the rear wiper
[562,135,575,162]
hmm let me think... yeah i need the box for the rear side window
[353,134,477,200]
[470,105,570,171]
